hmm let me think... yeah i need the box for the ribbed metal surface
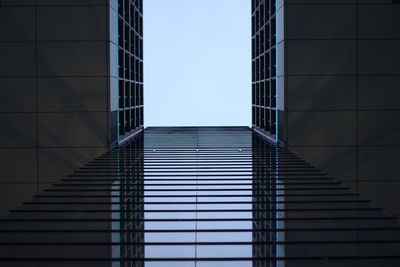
[0,127,399,266]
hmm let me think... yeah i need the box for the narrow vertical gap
[34,1,39,265]
[194,130,199,266]
[355,1,360,266]
[355,0,359,197]
[106,2,110,148]
[275,0,279,143]
[284,0,288,146]
[116,0,120,144]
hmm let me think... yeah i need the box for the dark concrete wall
[281,0,400,216]
[0,0,113,213]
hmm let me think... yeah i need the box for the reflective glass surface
[0,127,400,266]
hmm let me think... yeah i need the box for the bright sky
[143,0,251,126]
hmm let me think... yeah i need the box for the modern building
[1,127,400,266]
[0,0,400,266]
[252,0,400,217]
[0,0,143,212]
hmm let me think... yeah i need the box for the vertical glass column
[117,0,144,143]
[252,0,279,141]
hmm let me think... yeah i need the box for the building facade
[1,127,399,265]
[0,0,398,219]
[0,0,143,213]
[0,1,400,264]
[252,0,400,216]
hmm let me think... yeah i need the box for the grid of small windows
[252,0,277,138]
[118,0,144,138]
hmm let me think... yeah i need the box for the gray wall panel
[37,42,107,76]
[37,0,107,5]
[359,76,400,110]
[1,0,35,6]
[0,148,37,180]
[359,5,400,39]
[287,40,356,75]
[358,146,400,182]
[0,78,36,112]
[0,113,36,147]
[0,3,114,214]
[358,40,400,75]
[283,2,400,216]
[286,5,356,39]
[0,43,36,77]
[286,76,356,110]
[359,111,400,146]
[0,3,37,214]
[38,77,108,112]
[37,6,107,41]
[38,112,108,147]
[0,7,35,41]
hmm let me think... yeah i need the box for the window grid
[252,0,277,137]
[118,0,144,139]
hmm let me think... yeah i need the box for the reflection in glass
[0,128,400,266]
[113,136,145,267]
[252,133,284,267]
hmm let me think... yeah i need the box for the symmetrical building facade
[0,0,400,265]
